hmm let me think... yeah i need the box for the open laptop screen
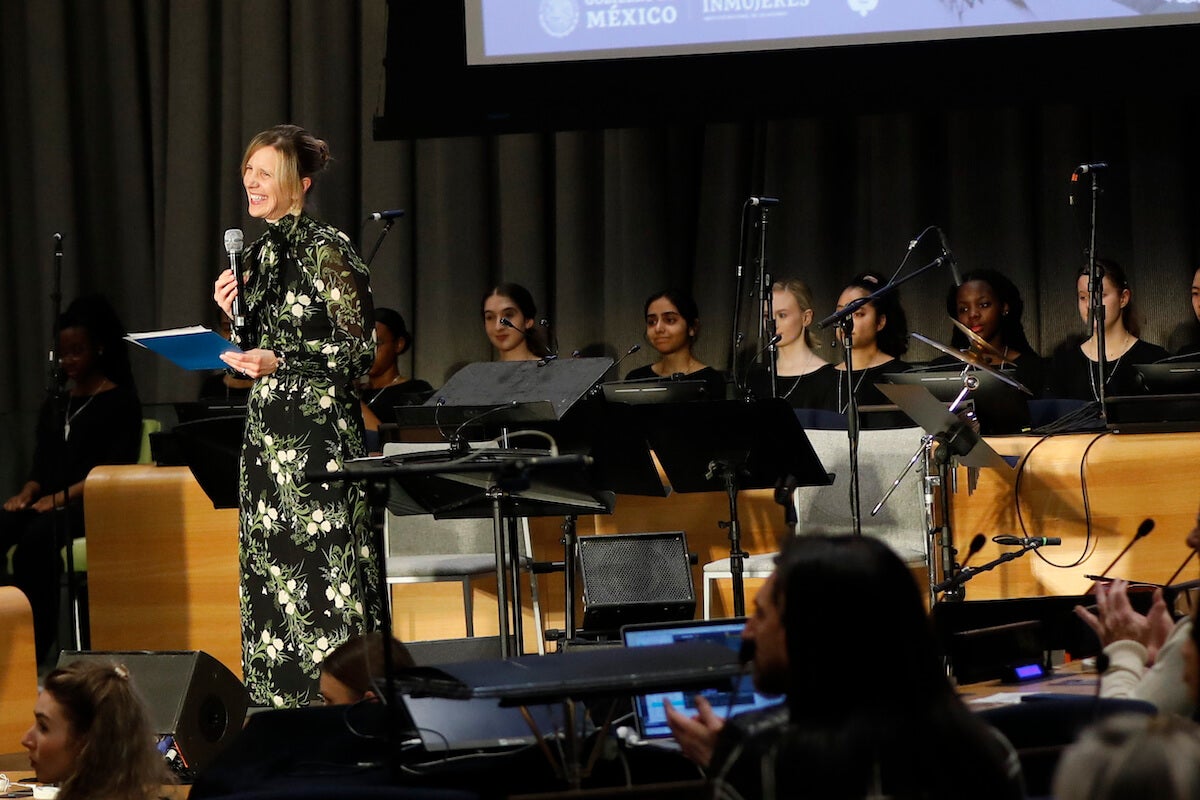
[621,618,784,742]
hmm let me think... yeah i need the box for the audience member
[22,658,173,800]
[1074,497,1200,717]
[1052,712,1200,800]
[0,294,142,664]
[1045,259,1168,400]
[318,631,415,706]
[625,288,727,399]
[667,534,1023,800]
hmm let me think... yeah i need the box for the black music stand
[621,397,830,617]
[171,414,246,509]
[390,359,620,657]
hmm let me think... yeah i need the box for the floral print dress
[233,212,380,707]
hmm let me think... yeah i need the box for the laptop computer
[620,617,784,748]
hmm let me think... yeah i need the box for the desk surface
[956,658,1099,711]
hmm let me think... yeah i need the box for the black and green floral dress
[233,212,380,707]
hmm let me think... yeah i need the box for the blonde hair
[773,277,819,350]
[240,124,331,214]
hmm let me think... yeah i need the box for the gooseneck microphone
[610,343,641,374]
[1083,518,1154,595]
[223,228,246,339]
[498,317,530,336]
[993,535,1062,547]
[960,533,987,568]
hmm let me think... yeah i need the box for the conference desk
[81,430,1200,675]
[947,430,1200,600]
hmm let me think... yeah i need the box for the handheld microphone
[223,228,246,337]
[367,208,405,221]
[1074,162,1109,175]
[936,227,962,287]
[992,535,1062,547]
[748,196,780,207]
[1084,518,1154,594]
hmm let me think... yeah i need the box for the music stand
[622,397,830,616]
[389,359,621,657]
[171,414,246,509]
[878,382,1015,605]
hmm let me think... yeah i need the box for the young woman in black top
[625,288,726,399]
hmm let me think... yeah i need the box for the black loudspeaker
[58,650,249,774]
[578,531,695,633]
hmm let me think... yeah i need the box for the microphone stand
[48,234,84,650]
[752,203,776,396]
[932,539,1048,596]
[1083,169,1107,411]
[816,250,955,538]
[362,217,397,268]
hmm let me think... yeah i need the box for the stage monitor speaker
[578,531,695,633]
[58,650,248,775]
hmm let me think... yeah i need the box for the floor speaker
[578,531,695,633]
[58,649,248,774]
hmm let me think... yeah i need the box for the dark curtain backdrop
[2,1,1199,492]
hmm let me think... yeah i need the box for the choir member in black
[933,269,1045,396]
[360,307,433,429]
[0,294,142,664]
[747,278,837,410]
[624,288,727,399]
[482,283,551,362]
[832,271,911,428]
[1167,265,1200,357]
[1045,259,1168,401]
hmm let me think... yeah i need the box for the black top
[834,360,913,429]
[928,351,1045,400]
[198,372,252,404]
[624,364,728,400]
[30,384,143,491]
[1045,338,1170,400]
[746,363,838,411]
[361,379,436,424]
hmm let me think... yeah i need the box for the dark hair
[643,288,701,340]
[481,282,551,358]
[240,124,331,208]
[374,307,412,355]
[45,659,173,800]
[322,631,415,700]
[58,293,137,393]
[842,271,908,357]
[945,269,1039,357]
[1054,713,1200,800]
[749,536,1012,798]
[1077,258,1141,338]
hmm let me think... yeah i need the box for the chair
[382,442,545,655]
[701,426,929,618]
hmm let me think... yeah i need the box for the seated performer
[746,277,837,411]
[625,288,727,399]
